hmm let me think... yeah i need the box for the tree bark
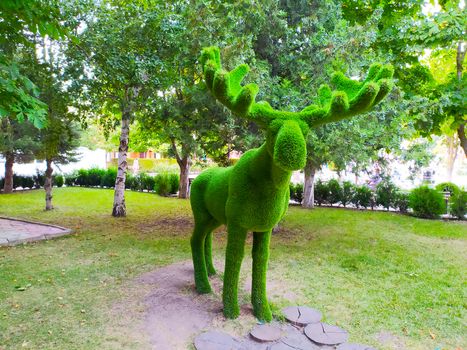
[456,41,466,156]
[458,124,466,157]
[3,153,14,194]
[44,158,53,210]
[170,138,191,199]
[112,108,130,217]
[446,136,458,181]
[302,160,316,209]
[178,156,191,199]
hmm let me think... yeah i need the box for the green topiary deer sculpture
[190,46,394,321]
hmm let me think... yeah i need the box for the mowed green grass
[0,187,465,350]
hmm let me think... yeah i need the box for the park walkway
[0,217,71,246]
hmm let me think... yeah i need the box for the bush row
[63,168,179,196]
[289,179,465,220]
[0,173,64,190]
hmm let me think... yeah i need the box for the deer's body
[192,144,291,230]
[191,46,393,322]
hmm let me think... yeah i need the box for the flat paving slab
[0,217,71,246]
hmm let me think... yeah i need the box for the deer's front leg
[223,224,247,319]
[251,230,272,322]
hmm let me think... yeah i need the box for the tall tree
[0,118,38,193]
[138,1,262,198]
[67,1,167,216]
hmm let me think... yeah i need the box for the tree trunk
[44,158,54,210]
[112,109,130,217]
[456,41,466,156]
[178,156,191,199]
[458,124,466,157]
[3,153,14,194]
[302,160,316,209]
[446,135,458,181]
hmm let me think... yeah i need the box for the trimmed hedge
[409,186,446,219]
[62,167,180,196]
[449,191,466,220]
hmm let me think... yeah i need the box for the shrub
[169,173,180,194]
[353,185,373,209]
[13,174,24,189]
[289,183,304,204]
[409,186,445,219]
[314,179,329,206]
[65,172,77,186]
[376,179,398,210]
[435,182,461,196]
[100,168,117,188]
[394,191,409,213]
[87,168,105,187]
[154,173,172,196]
[138,173,155,192]
[75,169,88,186]
[125,174,136,190]
[294,183,304,204]
[54,175,64,188]
[0,177,3,189]
[449,191,466,220]
[33,171,45,188]
[327,179,342,206]
[341,181,355,207]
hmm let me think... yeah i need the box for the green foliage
[435,182,461,196]
[353,185,373,209]
[409,186,446,219]
[394,191,410,213]
[125,174,136,191]
[449,191,466,220]
[64,172,77,187]
[376,179,398,210]
[314,179,329,206]
[327,179,342,206]
[33,171,45,189]
[341,181,355,208]
[54,175,64,188]
[100,168,117,188]
[168,173,180,195]
[289,183,304,204]
[12,174,35,189]
[86,168,105,187]
[0,0,67,126]
[154,173,174,197]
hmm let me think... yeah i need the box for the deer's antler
[200,46,394,128]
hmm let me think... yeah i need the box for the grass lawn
[0,187,465,349]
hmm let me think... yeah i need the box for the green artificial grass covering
[190,46,394,321]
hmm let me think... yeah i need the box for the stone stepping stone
[250,324,283,342]
[337,343,377,350]
[282,306,322,326]
[194,330,240,350]
[278,329,322,350]
[304,322,348,346]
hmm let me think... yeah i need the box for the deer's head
[200,46,394,171]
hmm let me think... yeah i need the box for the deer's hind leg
[204,231,216,276]
[191,216,220,294]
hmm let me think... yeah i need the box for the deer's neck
[252,143,292,189]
